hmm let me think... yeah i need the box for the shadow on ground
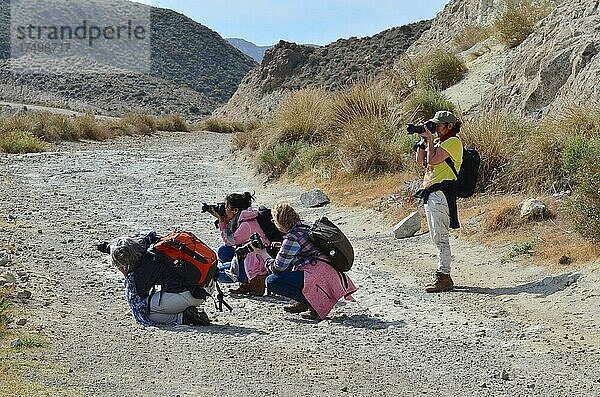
[455,272,581,298]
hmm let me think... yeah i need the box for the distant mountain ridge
[227,38,273,63]
[0,0,257,119]
[214,21,432,120]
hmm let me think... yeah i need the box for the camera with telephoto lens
[406,120,437,135]
[201,202,226,217]
[235,233,265,257]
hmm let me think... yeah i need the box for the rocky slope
[0,0,257,119]
[214,22,431,120]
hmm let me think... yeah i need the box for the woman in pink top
[210,192,270,295]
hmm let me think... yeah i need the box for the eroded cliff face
[213,22,431,120]
[488,0,600,118]
[406,0,501,57]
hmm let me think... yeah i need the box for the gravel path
[0,132,598,396]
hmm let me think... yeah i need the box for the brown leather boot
[249,275,266,296]
[425,272,454,293]
[284,302,309,313]
[229,280,253,295]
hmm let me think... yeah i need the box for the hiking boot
[182,306,211,326]
[284,302,309,314]
[249,275,266,296]
[301,307,320,320]
[425,272,454,293]
[229,280,254,295]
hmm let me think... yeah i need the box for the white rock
[518,199,548,220]
[0,251,10,267]
[393,211,421,239]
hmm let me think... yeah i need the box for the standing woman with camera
[210,192,270,295]
[414,111,463,293]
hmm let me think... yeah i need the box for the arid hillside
[0,0,257,119]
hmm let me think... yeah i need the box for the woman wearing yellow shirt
[415,111,463,293]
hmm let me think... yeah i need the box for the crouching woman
[259,201,357,320]
[107,233,212,327]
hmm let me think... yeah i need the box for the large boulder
[300,188,330,208]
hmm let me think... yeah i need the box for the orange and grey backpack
[152,230,218,288]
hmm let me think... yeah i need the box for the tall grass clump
[417,50,467,90]
[453,25,492,51]
[0,131,48,153]
[156,114,189,132]
[460,112,529,191]
[202,118,236,133]
[331,82,394,130]
[271,88,332,144]
[382,56,419,100]
[404,89,456,122]
[336,116,407,175]
[114,113,157,135]
[493,0,553,48]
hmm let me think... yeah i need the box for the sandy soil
[0,132,598,396]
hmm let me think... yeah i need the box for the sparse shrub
[417,50,467,90]
[46,114,79,141]
[547,104,600,138]
[271,88,332,144]
[0,131,48,153]
[404,89,456,122]
[257,142,307,177]
[337,116,406,175]
[493,0,553,48]
[156,114,189,132]
[453,25,492,51]
[291,145,337,176]
[485,202,520,231]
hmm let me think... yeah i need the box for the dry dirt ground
[0,132,599,397]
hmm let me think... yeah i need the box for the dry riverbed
[0,132,598,396]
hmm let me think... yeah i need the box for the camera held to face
[406,120,437,135]
[235,233,265,256]
[201,202,226,217]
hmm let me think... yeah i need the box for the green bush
[570,138,600,243]
[287,145,336,177]
[417,51,467,90]
[562,136,589,174]
[257,142,308,177]
[493,0,553,48]
[404,89,456,122]
[0,131,48,153]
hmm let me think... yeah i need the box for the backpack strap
[445,157,459,179]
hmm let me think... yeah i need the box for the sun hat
[429,110,457,124]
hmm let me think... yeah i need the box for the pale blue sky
[136,0,449,46]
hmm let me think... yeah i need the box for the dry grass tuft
[453,25,492,51]
[270,88,332,144]
[156,114,189,132]
[493,0,553,48]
